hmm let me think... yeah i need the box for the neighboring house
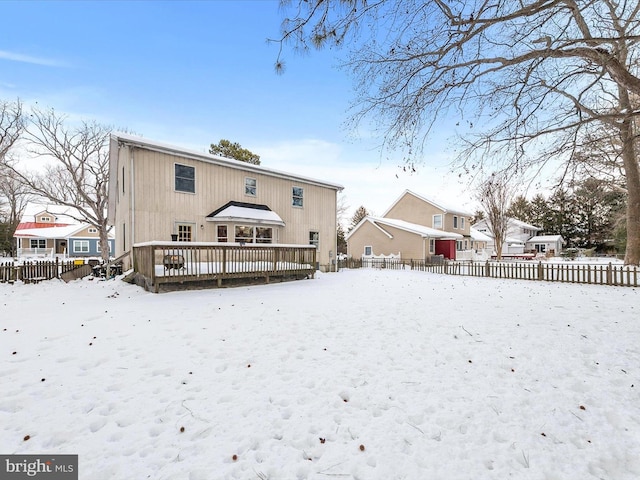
[107,133,343,271]
[472,217,542,255]
[526,235,565,255]
[470,227,492,260]
[13,203,115,258]
[346,190,472,260]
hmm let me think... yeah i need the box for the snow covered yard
[1,269,639,480]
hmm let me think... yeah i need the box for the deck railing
[132,242,317,292]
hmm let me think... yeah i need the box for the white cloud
[0,49,65,67]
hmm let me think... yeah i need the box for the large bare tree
[0,99,24,162]
[275,0,640,264]
[0,99,26,256]
[477,173,514,260]
[10,108,112,262]
[0,160,31,255]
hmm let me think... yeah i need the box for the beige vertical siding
[347,221,426,260]
[112,143,339,269]
[385,193,443,228]
[385,192,471,236]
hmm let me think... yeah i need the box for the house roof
[20,202,83,225]
[109,132,344,193]
[509,217,542,231]
[526,235,564,243]
[382,190,473,218]
[15,222,71,231]
[14,224,114,240]
[206,201,285,227]
[472,217,542,233]
[347,216,464,240]
[470,227,492,242]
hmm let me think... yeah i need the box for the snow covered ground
[1,269,639,480]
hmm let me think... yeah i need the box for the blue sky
[1,0,473,220]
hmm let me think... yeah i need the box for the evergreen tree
[350,206,369,231]
[529,194,552,233]
[572,178,626,251]
[209,139,260,165]
[547,188,579,246]
[336,224,347,254]
[507,195,533,224]
[470,210,485,225]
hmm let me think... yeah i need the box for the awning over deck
[206,201,285,227]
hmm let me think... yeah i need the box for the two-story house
[107,133,343,271]
[346,190,472,260]
[472,217,543,255]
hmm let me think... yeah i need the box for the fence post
[607,263,612,285]
[537,261,543,281]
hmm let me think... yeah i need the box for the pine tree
[350,206,369,231]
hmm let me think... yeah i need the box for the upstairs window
[460,217,465,230]
[245,177,257,196]
[175,164,195,193]
[292,187,304,207]
[433,214,443,229]
[88,227,98,234]
[453,216,459,229]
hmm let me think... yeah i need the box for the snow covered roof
[20,202,82,225]
[14,224,114,239]
[348,216,463,240]
[509,217,541,231]
[470,227,492,242]
[472,217,542,234]
[206,201,285,227]
[527,235,565,243]
[382,190,473,217]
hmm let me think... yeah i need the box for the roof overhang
[206,201,285,227]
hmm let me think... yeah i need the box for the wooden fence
[340,258,639,288]
[132,242,317,292]
[0,259,83,284]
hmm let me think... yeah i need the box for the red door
[435,239,456,260]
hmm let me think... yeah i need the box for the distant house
[526,235,565,256]
[13,203,114,258]
[107,133,343,271]
[472,217,542,255]
[346,190,472,260]
[470,227,492,259]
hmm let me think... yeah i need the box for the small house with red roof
[13,203,114,258]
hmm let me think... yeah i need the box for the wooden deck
[131,242,317,293]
